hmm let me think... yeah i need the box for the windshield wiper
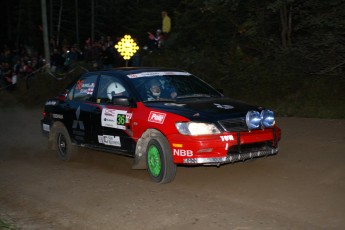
[176,94,213,99]
[143,98,176,103]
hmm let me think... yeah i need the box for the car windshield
[127,71,223,102]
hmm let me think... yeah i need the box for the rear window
[72,75,98,101]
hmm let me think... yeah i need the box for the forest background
[1,0,344,118]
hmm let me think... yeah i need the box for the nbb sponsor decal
[148,111,166,124]
[173,149,193,157]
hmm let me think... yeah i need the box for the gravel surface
[1,108,344,229]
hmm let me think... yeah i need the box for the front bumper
[170,127,280,165]
[183,146,279,165]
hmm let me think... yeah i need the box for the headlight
[246,111,261,130]
[175,122,221,136]
[261,109,275,128]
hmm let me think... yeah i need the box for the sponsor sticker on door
[148,111,166,124]
[102,109,127,130]
[98,135,121,147]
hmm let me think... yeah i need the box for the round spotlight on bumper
[246,111,261,130]
[261,109,275,128]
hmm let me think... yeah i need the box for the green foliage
[0,217,17,230]
[1,0,344,118]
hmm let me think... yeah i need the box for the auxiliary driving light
[261,109,275,128]
[246,111,261,130]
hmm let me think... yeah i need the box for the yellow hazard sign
[114,35,139,60]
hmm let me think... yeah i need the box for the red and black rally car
[41,67,281,183]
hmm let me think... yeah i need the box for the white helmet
[107,82,126,99]
[148,79,161,97]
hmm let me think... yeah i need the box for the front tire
[146,134,176,184]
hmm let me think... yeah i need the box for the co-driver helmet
[107,82,126,99]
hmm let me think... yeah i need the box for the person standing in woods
[161,10,171,36]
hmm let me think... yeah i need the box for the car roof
[93,67,189,76]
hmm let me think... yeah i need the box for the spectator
[161,10,171,35]
[130,52,140,67]
[91,41,102,69]
[1,62,11,88]
[50,49,64,72]
[101,42,115,69]
[3,66,14,90]
[144,29,163,52]
[9,71,18,90]
[23,60,33,77]
[13,60,21,73]
[68,47,79,65]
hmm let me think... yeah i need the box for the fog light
[261,109,275,128]
[246,111,261,130]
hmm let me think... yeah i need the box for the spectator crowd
[0,43,46,90]
[49,35,129,74]
[0,36,125,90]
[1,10,172,91]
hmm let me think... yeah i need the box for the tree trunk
[280,4,287,48]
[287,4,292,46]
[75,0,79,46]
[49,0,53,38]
[26,0,33,45]
[91,0,95,43]
[41,0,51,65]
[15,0,23,44]
[57,0,64,47]
[5,1,12,41]
[280,3,293,49]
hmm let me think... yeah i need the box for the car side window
[72,75,98,101]
[96,75,128,104]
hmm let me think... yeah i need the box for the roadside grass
[0,217,17,230]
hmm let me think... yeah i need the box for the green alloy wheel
[146,133,176,183]
[148,145,162,177]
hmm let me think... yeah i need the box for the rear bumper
[183,146,279,165]
[41,119,51,137]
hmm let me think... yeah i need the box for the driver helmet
[148,79,161,97]
[107,82,126,99]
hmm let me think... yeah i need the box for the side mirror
[112,96,136,107]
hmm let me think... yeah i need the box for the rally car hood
[144,97,262,122]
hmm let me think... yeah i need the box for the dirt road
[1,108,344,230]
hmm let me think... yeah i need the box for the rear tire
[54,126,76,161]
[146,133,176,183]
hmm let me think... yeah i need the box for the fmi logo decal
[148,111,166,124]
[214,103,234,110]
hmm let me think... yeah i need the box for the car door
[63,73,98,144]
[92,74,136,155]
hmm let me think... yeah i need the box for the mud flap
[132,136,147,169]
